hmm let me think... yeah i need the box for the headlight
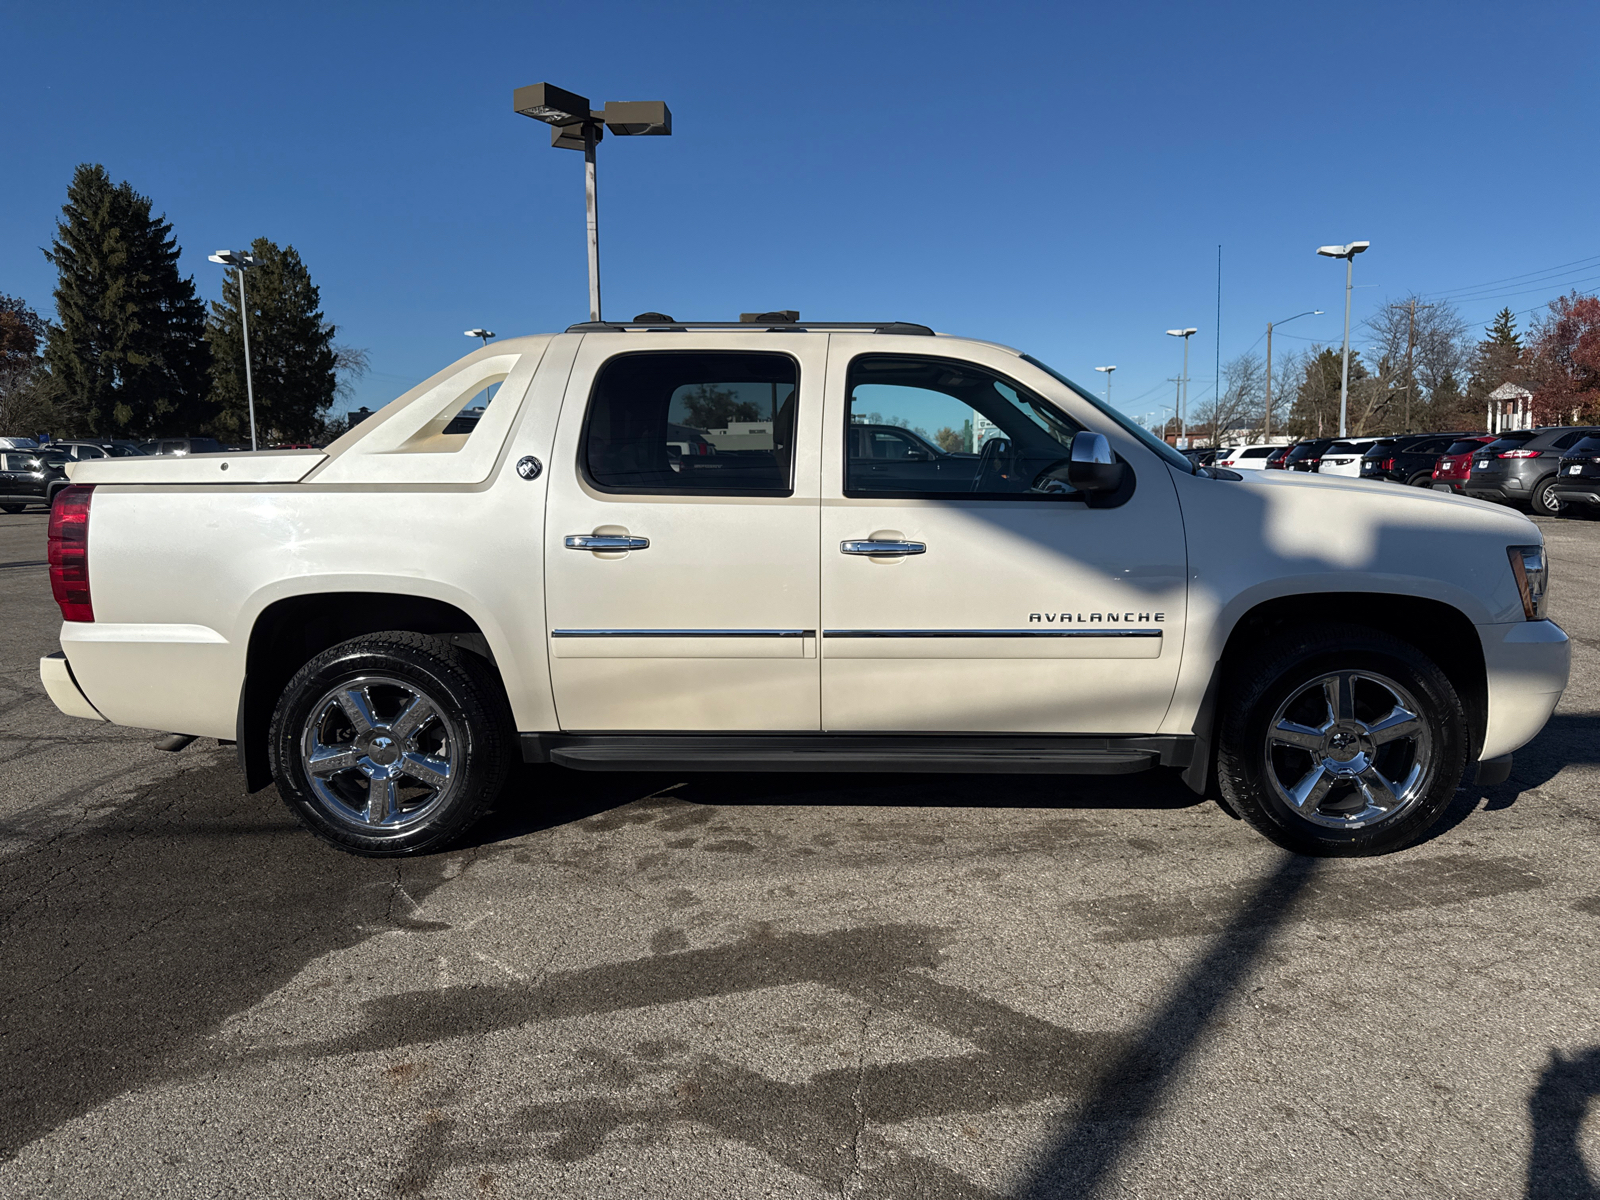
[1507,545,1548,620]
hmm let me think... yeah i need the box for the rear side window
[583,351,797,495]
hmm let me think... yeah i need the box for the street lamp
[1166,328,1197,445]
[207,250,258,452]
[465,329,496,346]
[1263,309,1322,440]
[1093,365,1117,405]
[514,83,672,323]
[1316,241,1370,437]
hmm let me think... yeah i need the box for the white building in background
[1488,383,1534,434]
[972,413,1001,450]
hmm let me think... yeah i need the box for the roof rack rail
[565,320,935,336]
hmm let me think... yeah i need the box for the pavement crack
[842,994,873,1197]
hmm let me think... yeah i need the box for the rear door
[817,338,1188,733]
[542,333,826,731]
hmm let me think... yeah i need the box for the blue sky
[4,1,1598,424]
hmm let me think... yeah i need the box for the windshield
[1021,354,1195,472]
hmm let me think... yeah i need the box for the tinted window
[1286,442,1329,460]
[1551,430,1597,450]
[845,356,1085,499]
[1239,447,1274,458]
[584,352,797,494]
[1326,441,1366,454]
[1484,432,1537,451]
[1567,436,1600,456]
[1444,439,1487,455]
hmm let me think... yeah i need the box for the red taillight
[1499,449,1540,458]
[48,485,94,622]
[1381,457,1395,470]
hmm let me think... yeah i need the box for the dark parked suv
[1551,434,1600,512]
[1464,426,1600,514]
[1360,433,1472,486]
[0,449,71,512]
[1283,438,1336,471]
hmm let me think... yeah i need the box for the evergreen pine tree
[41,164,212,437]
[1486,307,1520,347]
[206,238,339,442]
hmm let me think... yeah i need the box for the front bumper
[39,651,106,722]
[1478,619,1569,761]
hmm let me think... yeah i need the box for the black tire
[268,631,513,856]
[1406,472,1434,488]
[1216,623,1469,857]
[1531,476,1564,515]
[0,504,24,514]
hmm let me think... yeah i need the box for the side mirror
[1066,431,1125,493]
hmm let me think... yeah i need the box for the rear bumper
[58,622,240,739]
[1550,484,1600,506]
[39,651,106,722]
[1478,619,1569,761]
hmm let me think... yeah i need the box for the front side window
[844,355,1087,499]
[584,352,797,495]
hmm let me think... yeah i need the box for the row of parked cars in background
[1179,426,1600,516]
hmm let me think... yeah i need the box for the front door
[819,339,1188,733]
[543,334,826,731]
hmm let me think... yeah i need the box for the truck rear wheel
[1216,624,1469,856]
[268,632,513,856]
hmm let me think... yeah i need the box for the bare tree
[1207,352,1266,441]
[1361,296,1468,431]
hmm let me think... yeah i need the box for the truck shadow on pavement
[305,854,1325,1199]
[1527,1046,1600,1199]
[0,750,462,1162]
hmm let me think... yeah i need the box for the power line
[1420,252,1600,300]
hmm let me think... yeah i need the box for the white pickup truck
[40,319,1569,858]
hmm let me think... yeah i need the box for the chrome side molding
[551,629,815,638]
[823,628,1162,638]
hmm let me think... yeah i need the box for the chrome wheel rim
[1541,485,1562,512]
[1264,670,1433,831]
[299,675,462,834]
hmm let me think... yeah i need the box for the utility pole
[1265,321,1274,441]
[1404,297,1416,432]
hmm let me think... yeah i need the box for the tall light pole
[1316,241,1370,437]
[514,84,672,323]
[208,250,258,452]
[464,328,497,347]
[1166,328,1197,445]
[1094,365,1117,406]
[1264,309,1322,440]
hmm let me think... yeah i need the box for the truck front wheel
[1216,624,1469,856]
[268,632,513,856]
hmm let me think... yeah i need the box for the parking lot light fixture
[207,250,259,452]
[1166,329,1198,444]
[1094,365,1117,405]
[465,329,496,346]
[514,83,673,324]
[1316,241,1370,437]
[1264,310,1322,440]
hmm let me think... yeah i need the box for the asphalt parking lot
[2,503,1598,1199]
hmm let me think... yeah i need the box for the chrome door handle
[565,534,650,551]
[841,539,925,557]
